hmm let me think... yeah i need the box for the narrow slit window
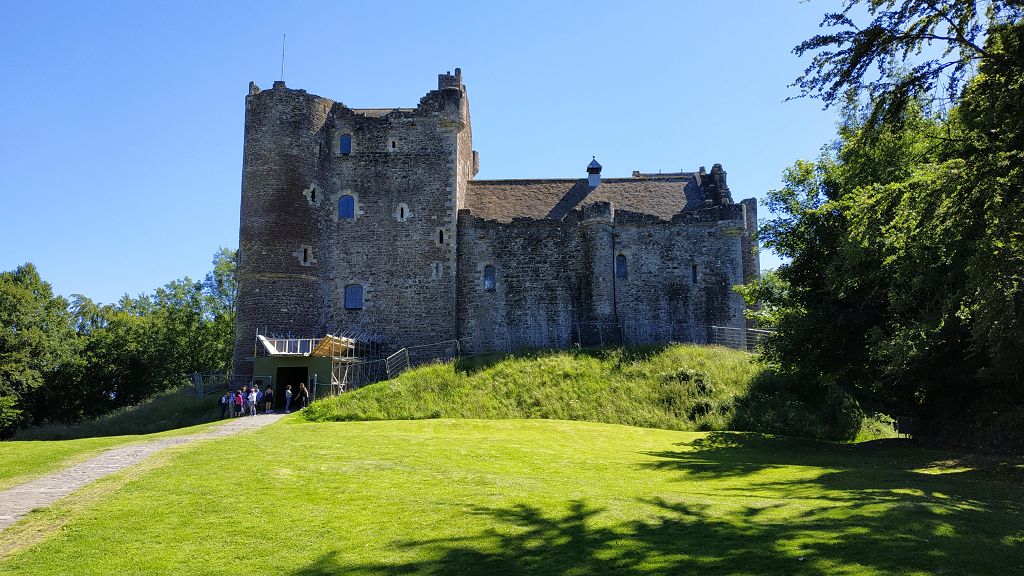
[483,266,496,291]
[691,264,698,284]
[438,229,445,244]
[399,206,405,219]
[339,134,352,155]
[310,188,317,203]
[339,195,355,219]
[344,284,364,310]
[302,247,310,263]
[615,255,627,279]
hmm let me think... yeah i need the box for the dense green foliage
[1,419,1019,574]
[0,265,77,434]
[305,345,896,441]
[745,2,1024,451]
[16,385,220,441]
[0,249,235,437]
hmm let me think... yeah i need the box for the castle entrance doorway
[276,367,308,411]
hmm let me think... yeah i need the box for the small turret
[587,157,602,188]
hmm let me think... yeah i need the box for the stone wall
[456,211,584,352]
[612,207,749,345]
[456,202,752,354]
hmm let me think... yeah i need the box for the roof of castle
[464,174,706,222]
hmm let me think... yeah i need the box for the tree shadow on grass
[289,435,1024,575]
[643,431,1024,483]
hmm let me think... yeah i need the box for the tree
[792,0,1024,126]
[761,3,1024,449]
[0,264,76,436]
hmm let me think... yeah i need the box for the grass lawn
[0,418,1020,575]
[0,420,223,491]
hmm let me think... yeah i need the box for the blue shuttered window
[339,134,352,155]
[344,284,363,309]
[339,195,355,219]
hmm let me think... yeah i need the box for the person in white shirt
[248,388,258,416]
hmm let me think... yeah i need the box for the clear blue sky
[0,1,841,304]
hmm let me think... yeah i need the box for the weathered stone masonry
[232,69,759,377]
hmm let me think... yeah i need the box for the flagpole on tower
[280,34,286,82]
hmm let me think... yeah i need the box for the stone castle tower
[232,69,758,382]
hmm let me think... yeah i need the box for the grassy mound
[305,344,898,440]
[16,385,221,441]
[306,345,757,430]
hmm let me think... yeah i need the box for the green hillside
[16,386,221,441]
[306,345,893,441]
[1,418,1020,575]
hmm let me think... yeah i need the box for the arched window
[339,195,355,219]
[483,265,496,291]
[339,134,352,155]
[615,255,627,279]
[344,284,363,309]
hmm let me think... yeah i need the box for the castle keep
[231,69,759,385]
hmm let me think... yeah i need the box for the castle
[231,69,759,388]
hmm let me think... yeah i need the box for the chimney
[587,156,602,188]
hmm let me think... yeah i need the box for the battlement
[438,68,463,91]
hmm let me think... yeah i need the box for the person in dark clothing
[263,385,275,413]
[295,383,309,410]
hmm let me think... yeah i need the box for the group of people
[219,383,309,418]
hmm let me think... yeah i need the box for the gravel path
[0,414,284,531]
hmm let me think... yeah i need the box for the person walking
[219,391,230,419]
[284,385,293,414]
[296,383,310,410]
[263,385,275,414]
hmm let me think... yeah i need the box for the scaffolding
[254,329,386,396]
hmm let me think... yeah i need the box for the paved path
[0,414,284,531]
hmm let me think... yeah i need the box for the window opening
[344,284,363,309]
[483,266,496,291]
[339,134,352,155]
[339,195,355,219]
[438,229,445,244]
[302,247,309,263]
[399,206,405,219]
[391,140,397,149]
[310,188,317,203]
[615,255,627,279]
[691,264,698,284]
